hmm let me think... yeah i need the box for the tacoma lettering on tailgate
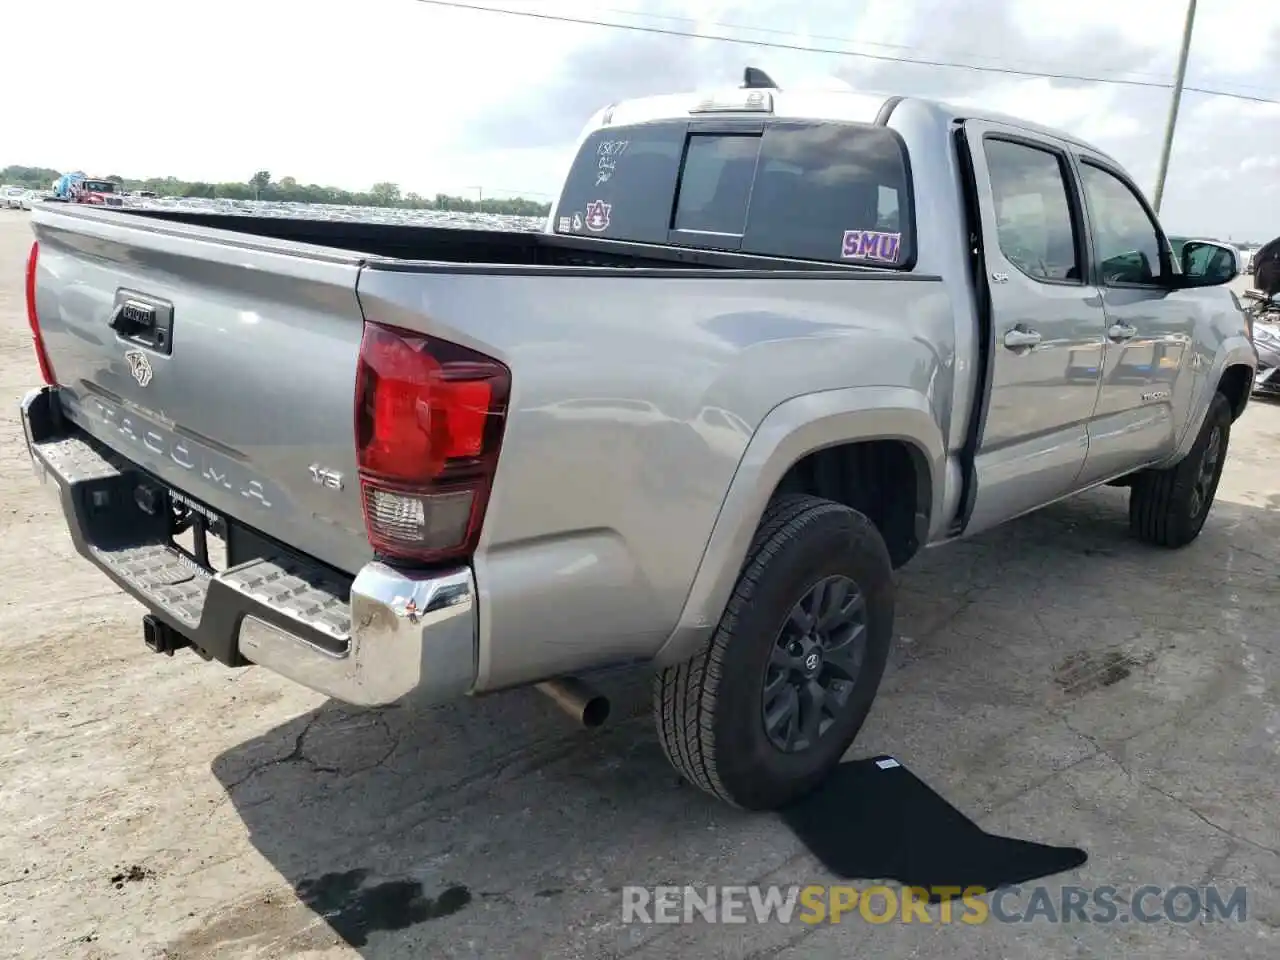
[71,394,276,510]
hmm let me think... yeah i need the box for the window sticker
[584,200,612,232]
[572,212,583,232]
[557,216,571,232]
[841,229,902,263]
[596,139,630,186]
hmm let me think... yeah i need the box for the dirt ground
[0,207,1277,959]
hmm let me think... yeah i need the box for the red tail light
[25,242,56,385]
[354,322,510,564]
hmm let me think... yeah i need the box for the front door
[1071,155,1196,485]
[962,122,1108,534]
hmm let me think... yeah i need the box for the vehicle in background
[1249,293,1280,397]
[129,190,158,199]
[73,178,125,207]
[20,70,1255,811]
[52,172,86,201]
[20,190,47,210]
[2,186,26,209]
[50,173,125,206]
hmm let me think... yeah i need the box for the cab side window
[983,138,1082,283]
[1078,162,1168,286]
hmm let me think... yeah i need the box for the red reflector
[354,322,510,564]
[25,242,55,386]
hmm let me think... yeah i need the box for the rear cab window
[554,117,915,268]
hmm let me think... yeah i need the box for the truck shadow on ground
[192,487,1279,958]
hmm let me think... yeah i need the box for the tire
[653,494,895,810]
[1128,391,1232,547]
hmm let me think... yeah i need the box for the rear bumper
[20,386,478,708]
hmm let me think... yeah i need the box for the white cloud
[3,0,1278,238]
[3,0,589,199]
[950,79,1143,144]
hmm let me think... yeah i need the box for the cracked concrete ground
[1,208,1277,958]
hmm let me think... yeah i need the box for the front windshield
[82,180,116,193]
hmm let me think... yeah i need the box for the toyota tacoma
[19,71,1255,810]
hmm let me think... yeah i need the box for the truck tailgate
[29,206,372,575]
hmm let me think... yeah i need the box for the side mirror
[1180,240,1240,287]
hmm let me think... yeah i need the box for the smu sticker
[841,230,902,263]
[584,200,611,232]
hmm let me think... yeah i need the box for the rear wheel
[653,494,895,810]
[1128,391,1232,547]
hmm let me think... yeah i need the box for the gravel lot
[1,207,1277,959]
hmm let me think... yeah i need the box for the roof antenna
[742,67,778,90]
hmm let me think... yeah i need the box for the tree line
[0,165,551,217]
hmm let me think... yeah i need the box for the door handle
[1107,322,1137,342]
[1003,326,1042,349]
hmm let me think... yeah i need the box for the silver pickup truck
[20,75,1256,811]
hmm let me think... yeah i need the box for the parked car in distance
[20,70,1256,811]
[1249,302,1280,398]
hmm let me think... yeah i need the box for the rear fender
[652,385,945,666]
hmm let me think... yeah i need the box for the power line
[583,4,1280,97]
[411,0,1280,106]
[574,4,1191,89]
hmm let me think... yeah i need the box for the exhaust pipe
[536,677,610,728]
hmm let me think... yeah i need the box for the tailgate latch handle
[109,300,157,338]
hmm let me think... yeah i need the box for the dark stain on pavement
[1054,647,1156,696]
[296,868,472,947]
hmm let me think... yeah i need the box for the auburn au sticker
[841,230,901,263]
[584,200,612,232]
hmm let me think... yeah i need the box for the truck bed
[110,206,887,273]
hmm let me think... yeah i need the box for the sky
[3,0,1278,240]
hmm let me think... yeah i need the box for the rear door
[30,206,373,575]
[962,122,1108,533]
[1070,154,1195,485]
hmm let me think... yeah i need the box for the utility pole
[1152,0,1198,213]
